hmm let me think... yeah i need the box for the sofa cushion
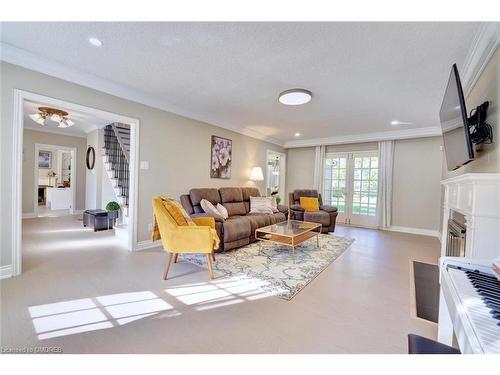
[179,194,194,215]
[222,216,251,242]
[224,202,247,216]
[241,187,261,201]
[189,188,221,214]
[293,189,319,203]
[269,212,286,224]
[219,187,243,203]
[304,210,330,226]
[246,213,272,233]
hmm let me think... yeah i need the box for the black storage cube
[83,210,113,231]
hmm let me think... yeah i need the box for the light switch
[140,161,149,170]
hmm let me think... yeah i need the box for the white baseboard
[135,240,162,251]
[386,226,441,238]
[0,265,13,279]
[22,212,36,219]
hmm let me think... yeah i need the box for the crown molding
[460,22,500,97]
[0,42,284,147]
[283,126,442,148]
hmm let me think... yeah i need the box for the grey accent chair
[288,189,338,233]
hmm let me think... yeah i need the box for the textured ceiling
[2,22,480,143]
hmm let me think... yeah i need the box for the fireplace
[446,210,466,257]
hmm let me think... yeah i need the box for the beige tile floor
[0,215,438,353]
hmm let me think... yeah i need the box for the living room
[1,2,499,374]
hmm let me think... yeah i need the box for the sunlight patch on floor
[165,275,277,311]
[29,291,176,340]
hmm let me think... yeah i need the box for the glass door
[323,151,379,228]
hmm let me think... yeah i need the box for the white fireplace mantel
[441,173,500,260]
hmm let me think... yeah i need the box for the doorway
[323,151,379,227]
[34,144,76,217]
[266,150,286,204]
[11,90,140,276]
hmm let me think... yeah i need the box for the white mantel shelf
[441,173,500,260]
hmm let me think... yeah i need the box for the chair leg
[206,253,214,280]
[211,251,215,262]
[173,253,179,263]
[163,253,174,280]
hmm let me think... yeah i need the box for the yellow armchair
[152,197,219,281]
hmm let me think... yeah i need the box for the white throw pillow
[200,199,225,221]
[249,196,274,214]
[269,196,280,213]
[216,203,229,220]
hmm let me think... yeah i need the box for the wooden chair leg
[211,251,215,262]
[163,253,174,280]
[173,253,179,263]
[206,253,214,280]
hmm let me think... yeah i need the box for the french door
[323,151,379,227]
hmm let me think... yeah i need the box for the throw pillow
[249,196,274,214]
[299,197,320,212]
[269,196,280,213]
[216,203,229,220]
[200,199,225,221]
[161,197,194,226]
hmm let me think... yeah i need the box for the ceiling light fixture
[30,107,75,128]
[294,132,301,137]
[391,120,412,126]
[88,37,103,47]
[278,89,312,106]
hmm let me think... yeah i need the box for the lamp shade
[250,166,264,181]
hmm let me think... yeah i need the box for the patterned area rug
[181,233,354,300]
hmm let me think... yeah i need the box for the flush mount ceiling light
[88,37,103,47]
[278,89,312,106]
[30,107,75,128]
[294,132,301,137]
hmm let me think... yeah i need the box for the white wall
[1,62,285,268]
[392,137,443,231]
[85,129,99,209]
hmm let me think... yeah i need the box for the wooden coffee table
[255,220,322,256]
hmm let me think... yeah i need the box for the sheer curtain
[377,140,394,228]
[313,145,326,194]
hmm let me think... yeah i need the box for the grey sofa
[180,187,288,252]
[288,189,338,233]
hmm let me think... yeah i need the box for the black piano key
[468,275,500,287]
[466,272,499,285]
[471,282,500,297]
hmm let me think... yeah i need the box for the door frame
[266,150,286,200]
[34,143,76,216]
[325,150,379,229]
[12,89,140,277]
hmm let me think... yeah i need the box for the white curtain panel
[313,145,326,194]
[377,140,394,228]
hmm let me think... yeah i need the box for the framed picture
[38,151,52,169]
[210,135,232,179]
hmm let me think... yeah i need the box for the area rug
[181,233,354,300]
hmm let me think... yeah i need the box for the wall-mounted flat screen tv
[439,64,474,171]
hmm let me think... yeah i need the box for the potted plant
[105,201,121,224]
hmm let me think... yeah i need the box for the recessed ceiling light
[279,89,312,106]
[391,120,411,126]
[294,132,301,137]
[88,37,103,47]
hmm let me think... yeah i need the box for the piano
[438,257,500,354]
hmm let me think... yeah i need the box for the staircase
[103,123,130,217]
